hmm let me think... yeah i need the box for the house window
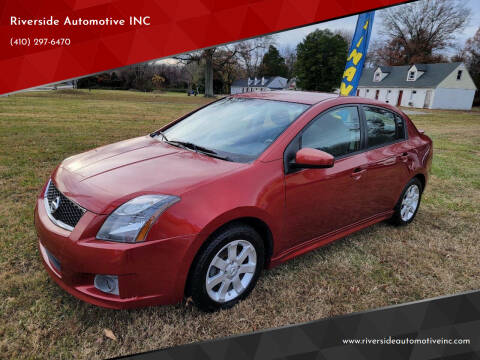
[412,90,417,94]
[408,71,416,81]
[374,73,381,82]
[366,89,370,93]
[457,70,463,80]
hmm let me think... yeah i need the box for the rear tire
[391,177,423,226]
[188,224,264,312]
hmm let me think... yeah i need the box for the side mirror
[293,148,334,169]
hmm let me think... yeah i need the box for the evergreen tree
[295,29,348,92]
[258,45,288,77]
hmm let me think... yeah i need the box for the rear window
[364,106,405,147]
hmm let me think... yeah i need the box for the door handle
[399,152,409,161]
[351,167,367,179]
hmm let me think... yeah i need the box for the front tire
[188,224,264,312]
[391,177,423,226]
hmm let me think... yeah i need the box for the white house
[357,62,477,110]
[231,76,287,94]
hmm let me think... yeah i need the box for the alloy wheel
[205,240,257,303]
[400,184,420,222]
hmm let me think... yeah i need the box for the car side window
[300,106,361,157]
[364,106,405,147]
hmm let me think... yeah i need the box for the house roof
[231,76,287,89]
[379,66,392,73]
[415,64,428,72]
[359,62,462,88]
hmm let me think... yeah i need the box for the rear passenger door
[360,105,412,217]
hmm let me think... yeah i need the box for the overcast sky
[275,0,480,55]
[159,0,479,65]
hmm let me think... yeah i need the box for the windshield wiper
[150,130,168,141]
[152,133,232,161]
[168,140,232,161]
[170,141,213,154]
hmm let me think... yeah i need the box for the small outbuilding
[357,62,477,110]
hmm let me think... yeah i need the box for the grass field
[0,89,479,359]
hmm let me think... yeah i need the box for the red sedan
[35,91,432,311]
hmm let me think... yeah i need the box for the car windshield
[162,97,309,162]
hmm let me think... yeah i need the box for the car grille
[44,180,86,230]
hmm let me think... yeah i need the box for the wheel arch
[413,173,426,191]
[184,214,275,297]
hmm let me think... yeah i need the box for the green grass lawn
[0,89,479,359]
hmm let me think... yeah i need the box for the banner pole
[340,11,375,97]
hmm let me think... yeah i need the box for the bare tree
[213,47,245,94]
[450,46,468,63]
[373,0,470,65]
[203,48,215,97]
[235,36,276,78]
[464,27,480,68]
[174,50,207,93]
[174,46,239,97]
[174,36,274,97]
[180,61,200,92]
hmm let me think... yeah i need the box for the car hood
[53,136,247,214]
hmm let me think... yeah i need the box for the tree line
[78,0,478,104]
[78,31,351,96]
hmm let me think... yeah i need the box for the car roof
[230,91,409,119]
[232,90,339,105]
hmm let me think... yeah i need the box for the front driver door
[283,106,369,248]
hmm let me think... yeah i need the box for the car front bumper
[35,197,196,309]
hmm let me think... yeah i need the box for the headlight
[96,195,180,243]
